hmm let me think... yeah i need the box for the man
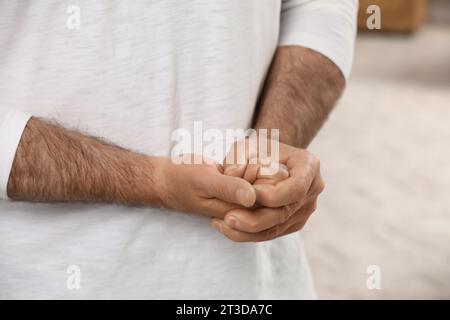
[0,0,357,299]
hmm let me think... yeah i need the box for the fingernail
[224,215,239,229]
[236,188,255,207]
[212,221,223,232]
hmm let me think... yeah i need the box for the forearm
[7,117,163,206]
[254,46,345,148]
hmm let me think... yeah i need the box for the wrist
[147,156,171,208]
[120,155,168,208]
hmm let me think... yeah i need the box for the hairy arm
[253,46,345,148]
[6,117,162,205]
[6,117,254,217]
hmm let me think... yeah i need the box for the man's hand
[212,141,324,242]
[8,46,342,238]
[8,118,257,219]
[208,45,345,242]
[155,155,256,218]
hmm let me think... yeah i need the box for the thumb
[205,174,256,208]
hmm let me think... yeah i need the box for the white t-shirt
[0,0,357,299]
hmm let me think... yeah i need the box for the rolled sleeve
[279,0,359,80]
[0,107,31,200]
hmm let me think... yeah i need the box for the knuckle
[300,217,309,229]
[289,223,303,234]
[314,156,321,170]
[309,152,320,167]
[285,223,302,235]
[295,178,308,200]
[279,206,291,224]
[310,201,318,214]
[292,215,308,232]
[265,225,280,241]
[317,178,326,194]
[306,152,321,173]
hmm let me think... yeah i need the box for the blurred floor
[304,23,450,299]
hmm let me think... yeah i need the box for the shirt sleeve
[0,107,32,200]
[279,0,359,80]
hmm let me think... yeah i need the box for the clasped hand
[155,139,324,242]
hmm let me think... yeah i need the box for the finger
[254,163,289,185]
[242,162,258,183]
[280,221,306,237]
[201,198,245,219]
[223,202,301,233]
[211,218,287,243]
[307,171,326,197]
[241,159,288,185]
[279,200,318,236]
[253,162,317,207]
[223,139,251,177]
[200,173,256,207]
[256,162,288,179]
[223,163,247,178]
[212,199,318,242]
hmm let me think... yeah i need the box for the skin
[7,119,256,218]
[215,46,345,242]
[7,46,344,242]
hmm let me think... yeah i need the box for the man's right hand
[8,118,257,220]
[153,155,256,219]
[8,118,256,218]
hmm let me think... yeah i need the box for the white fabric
[0,0,356,299]
[0,109,31,198]
[279,0,358,79]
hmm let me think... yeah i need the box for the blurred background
[303,0,450,299]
